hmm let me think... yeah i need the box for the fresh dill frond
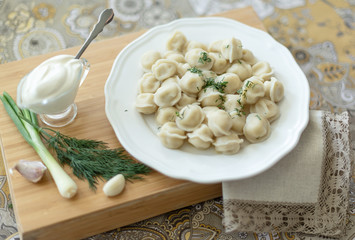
[43,130,151,190]
[216,95,226,110]
[188,67,203,76]
[198,52,211,64]
[203,77,228,93]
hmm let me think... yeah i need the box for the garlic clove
[103,174,125,197]
[11,160,47,183]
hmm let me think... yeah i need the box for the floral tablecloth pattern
[0,0,354,239]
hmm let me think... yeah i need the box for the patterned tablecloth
[0,0,354,239]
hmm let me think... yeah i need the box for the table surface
[0,1,354,240]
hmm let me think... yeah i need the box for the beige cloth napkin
[222,110,352,237]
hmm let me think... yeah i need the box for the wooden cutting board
[0,7,265,240]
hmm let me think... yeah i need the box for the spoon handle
[75,8,114,59]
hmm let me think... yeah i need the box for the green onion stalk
[0,92,77,198]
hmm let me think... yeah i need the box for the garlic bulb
[11,160,47,183]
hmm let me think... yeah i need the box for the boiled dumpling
[198,88,224,107]
[243,113,271,143]
[209,52,230,74]
[138,72,161,93]
[241,49,257,65]
[154,82,181,107]
[208,39,223,52]
[240,76,265,105]
[229,110,246,135]
[227,60,252,81]
[157,122,186,149]
[216,73,242,94]
[166,31,187,52]
[179,70,204,96]
[213,133,244,154]
[175,104,205,131]
[176,63,191,78]
[185,48,214,70]
[223,94,242,112]
[187,124,214,149]
[152,59,178,81]
[220,38,243,63]
[164,51,186,63]
[176,93,197,110]
[264,77,284,103]
[155,106,178,126]
[207,109,232,137]
[140,50,161,72]
[250,98,280,122]
[185,41,207,53]
[135,93,158,114]
[202,106,219,116]
[161,76,179,87]
[252,61,274,81]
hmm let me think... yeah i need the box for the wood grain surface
[0,7,265,240]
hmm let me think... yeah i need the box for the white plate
[104,17,310,183]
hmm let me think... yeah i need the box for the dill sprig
[203,77,228,93]
[41,130,151,190]
[188,67,203,76]
[198,51,212,64]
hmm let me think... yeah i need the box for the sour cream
[17,55,86,114]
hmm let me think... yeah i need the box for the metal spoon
[74,8,114,59]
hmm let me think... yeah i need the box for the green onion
[0,92,77,198]
[1,92,151,194]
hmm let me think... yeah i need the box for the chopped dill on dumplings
[135,30,284,154]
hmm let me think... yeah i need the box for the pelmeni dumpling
[179,71,204,96]
[140,50,161,72]
[202,106,219,116]
[185,41,207,53]
[155,106,178,126]
[176,93,197,110]
[161,76,179,87]
[250,98,280,122]
[227,60,252,81]
[154,82,181,107]
[213,133,244,154]
[223,94,240,112]
[164,51,186,63]
[209,52,230,74]
[157,122,186,149]
[187,124,214,149]
[152,59,178,81]
[220,38,243,63]
[243,113,271,143]
[207,109,232,137]
[264,77,284,103]
[208,39,223,52]
[175,104,205,132]
[185,48,214,70]
[138,72,161,93]
[240,76,265,105]
[252,61,274,82]
[198,88,224,107]
[135,93,158,114]
[166,31,187,52]
[176,63,191,78]
[216,73,242,94]
[229,110,246,134]
[241,49,257,65]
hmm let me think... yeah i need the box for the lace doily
[223,111,352,237]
